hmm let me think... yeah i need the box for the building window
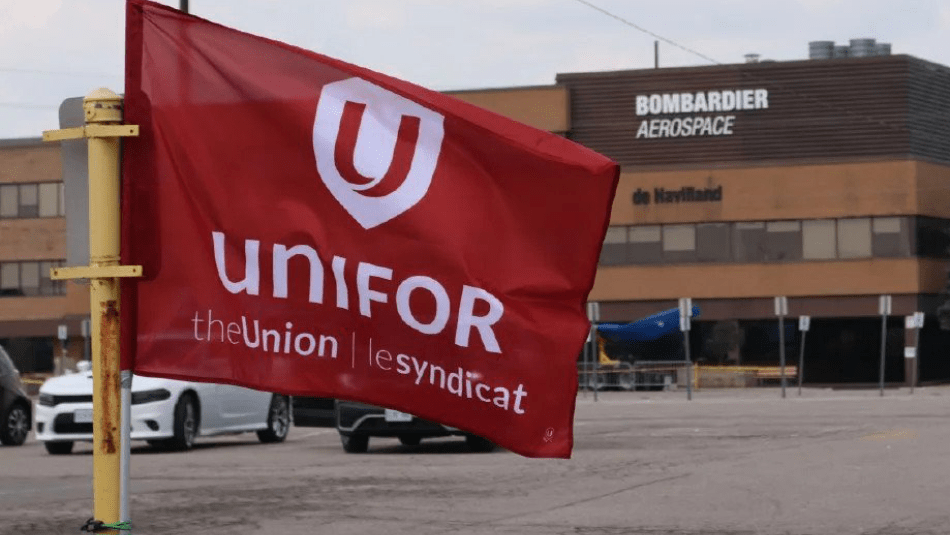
[764,221,802,261]
[606,216,918,266]
[629,225,662,264]
[0,185,17,217]
[663,225,696,262]
[38,183,61,217]
[20,262,40,294]
[696,223,731,262]
[0,260,66,297]
[733,222,766,262]
[837,218,872,258]
[18,184,39,218]
[915,217,950,259]
[0,264,19,294]
[872,217,909,257]
[0,182,64,219]
[873,217,901,234]
[39,261,60,295]
[802,220,836,259]
[599,226,629,266]
[663,225,695,251]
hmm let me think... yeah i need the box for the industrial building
[561,39,950,384]
[0,137,87,376]
[3,39,950,385]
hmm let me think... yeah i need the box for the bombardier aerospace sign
[635,88,769,139]
[122,0,618,458]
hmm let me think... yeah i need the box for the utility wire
[570,0,721,65]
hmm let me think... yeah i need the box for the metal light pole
[587,302,600,402]
[797,315,810,396]
[906,312,923,395]
[679,298,693,401]
[775,296,788,399]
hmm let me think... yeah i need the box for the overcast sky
[2,0,949,139]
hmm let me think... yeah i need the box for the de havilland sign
[633,185,723,206]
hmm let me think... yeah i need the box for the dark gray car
[334,399,495,454]
[0,345,31,446]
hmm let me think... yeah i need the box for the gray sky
[2,0,949,140]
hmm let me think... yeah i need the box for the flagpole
[45,88,141,534]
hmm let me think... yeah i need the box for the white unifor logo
[313,78,445,229]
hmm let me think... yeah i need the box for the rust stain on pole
[99,299,121,454]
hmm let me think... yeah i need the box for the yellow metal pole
[86,88,124,535]
[44,89,140,535]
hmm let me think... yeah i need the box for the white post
[679,298,693,401]
[879,295,892,397]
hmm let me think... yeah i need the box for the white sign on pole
[879,295,892,316]
[586,302,600,323]
[914,311,925,329]
[904,347,917,359]
[59,97,90,267]
[799,315,811,332]
[905,315,916,330]
[57,324,68,341]
[679,297,692,316]
[679,297,692,332]
[774,296,788,316]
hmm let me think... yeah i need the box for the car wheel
[398,435,421,446]
[44,441,74,455]
[465,434,495,453]
[165,393,198,451]
[0,401,30,446]
[340,432,368,453]
[257,394,290,443]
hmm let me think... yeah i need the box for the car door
[213,383,270,430]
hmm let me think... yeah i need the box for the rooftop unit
[809,38,891,60]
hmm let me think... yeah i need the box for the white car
[35,362,290,454]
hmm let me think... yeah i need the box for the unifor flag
[122,0,618,458]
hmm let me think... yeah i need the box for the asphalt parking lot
[2,385,949,535]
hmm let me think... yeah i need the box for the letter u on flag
[121,0,619,458]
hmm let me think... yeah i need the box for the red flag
[122,0,618,458]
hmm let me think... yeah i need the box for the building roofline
[555,53,948,81]
[0,137,50,148]
[443,83,561,95]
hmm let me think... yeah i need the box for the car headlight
[131,388,172,405]
[38,393,56,407]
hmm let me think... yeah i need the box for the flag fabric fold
[121,0,618,458]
